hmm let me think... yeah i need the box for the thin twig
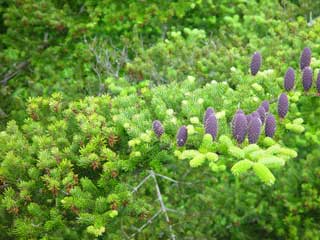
[131,174,152,193]
[154,173,178,184]
[150,170,176,240]
[0,60,30,85]
[129,170,178,239]
[130,209,162,239]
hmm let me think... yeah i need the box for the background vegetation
[1,0,320,239]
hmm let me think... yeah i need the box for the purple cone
[284,67,295,91]
[248,116,261,144]
[246,114,252,124]
[232,112,248,144]
[236,109,244,114]
[203,107,214,125]
[152,120,164,138]
[261,100,269,112]
[251,111,261,122]
[176,126,188,147]
[232,109,245,125]
[250,52,262,76]
[205,114,218,141]
[257,106,266,124]
[317,72,320,94]
[278,93,289,119]
[265,114,276,138]
[302,67,313,91]
[300,47,311,70]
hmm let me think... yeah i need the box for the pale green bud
[140,133,151,142]
[197,98,204,104]
[180,150,199,160]
[206,152,219,162]
[174,150,182,158]
[187,125,195,135]
[189,154,206,168]
[187,75,195,82]
[228,146,245,159]
[166,109,174,115]
[109,210,118,218]
[252,83,263,92]
[293,118,304,125]
[262,137,276,147]
[190,117,200,124]
[216,111,226,119]
[285,123,305,133]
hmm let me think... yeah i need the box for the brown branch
[0,60,30,86]
[1,32,49,86]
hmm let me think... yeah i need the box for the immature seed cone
[236,109,244,114]
[152,120,164,138]
[300,47,311,70]
[278,93,289,119]
[250,52,262,76]
[232,109,244,125]
[317,72,320,94]
[176,126,188,147]
[248,116,261,144]
[251,111,261,123]
[203,107,214,125]
[284,67,295,91]
[261,100,269,112]
[205,114,218,140]
[302,67,313,92]
[246,114,252,124]
[265,114,276,138]
[232,112,247,144]
[257,106,266,124]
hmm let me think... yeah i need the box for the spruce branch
[0,60,30,86]
[131,174,152,194]
[150,170,176,240]
[129,170,177,240]
[130,209,162,239]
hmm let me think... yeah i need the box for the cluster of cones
[151,47,316,147]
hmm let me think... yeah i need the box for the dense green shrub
[2,56,318,238]
[2,1,320,239]
[0,0,317,124]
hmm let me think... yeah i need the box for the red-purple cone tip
[257,106,266,124]
[152,120,164,138]
[261,100,269,112]
[265,114,276,138]
[284,67,295,91]
[203,107,214,125]
[250,52,262,76]
[205,114,218,141]
[176,126,188,147]
[302,67,313,92]
[317,72,320,94]
[248,116,261,144]
[300,47,311,70]
[278,93,289,119]
[232,112,247,144]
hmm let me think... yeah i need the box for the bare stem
[150,170,176,240]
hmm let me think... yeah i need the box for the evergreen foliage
[1,1,320,239]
